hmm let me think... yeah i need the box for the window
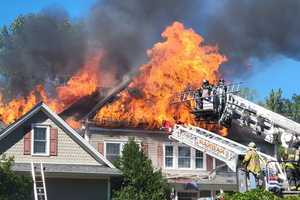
[178,146,191,168]
[164,144,206,170]
[177,192,198,200]
[199,190,211,198]
[165,145,174,168]
[32,126,49,155]
[106,143,121,162]
[195,150,204,169]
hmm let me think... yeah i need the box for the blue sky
[0,0,299,101]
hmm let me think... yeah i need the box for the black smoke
[87,0,200,79]
[1,0,300,98]
[0,6,86,98]
[204,0,300,77]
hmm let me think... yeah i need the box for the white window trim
[163,143,207,170]
[104,141,124,160]
[163,143,175,169]
[104,139,142,160]
[31,124,50,156]
[194,149,207,170]
[178,144,192,169]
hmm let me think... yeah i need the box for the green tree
[263,89,300,123]
[0,156,32,200]
[239,87,258,101]
[113,138,170,200]
[265,89,285,113]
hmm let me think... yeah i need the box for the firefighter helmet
[248,142,256,149]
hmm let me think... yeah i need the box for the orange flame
[56,54,101,107]
[65,117,82,129]
[0,54,102,125]
[94,22,227,129]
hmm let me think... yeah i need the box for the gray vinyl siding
[0,111,100,166]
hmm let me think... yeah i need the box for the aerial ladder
[220,94,300,147]
[169,124,288,192]
[171,82,300,147]
[170,80,300,193]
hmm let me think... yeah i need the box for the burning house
[0,20,299,200]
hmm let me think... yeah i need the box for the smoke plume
[1,0,300,98]
[204,0,300,77]
[87,0,200,79]
[0,6,86,98]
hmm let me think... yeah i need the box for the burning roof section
[0,53,102,126]
[92,22,227,130]
[0,21,227,135]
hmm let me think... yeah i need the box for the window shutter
[157,143,163,167]
[23,130,31,155]
[98,142,104,155]
[50,128,58,156]
[206,155,214,171]
[141,142,149,156]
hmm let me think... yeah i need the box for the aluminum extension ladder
[31,162,48,200]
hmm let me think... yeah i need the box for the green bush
[0,156,32,200]
[224,189,300,200]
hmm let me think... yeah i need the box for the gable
[0,104,114,168]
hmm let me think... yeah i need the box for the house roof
[12,163,121,177]
[0,102,116,169]
[84,76,132,120]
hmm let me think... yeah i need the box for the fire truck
[169,81,300,195]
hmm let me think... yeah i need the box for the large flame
[0,54,102,125]
[94,22,227,129]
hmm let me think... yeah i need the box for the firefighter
[195,86,203,110]
[242,142,261,189]
[214,79,227,114]
[196,79,211,110]
[241,109,251,127]
[256,115,265,135]
[284,148,297,190]
[201,79,213,98]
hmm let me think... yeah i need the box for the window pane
[165,158,173,167]
[200,191,211,197]
[178,192,198,200]
[178,146,190,157]
[106,143,121,162]
[195,150,203,158]
[178,158,190,168]
[107,155,120,162]
[196,158,203,168]
[106,143,120,155]
[34,141,46,153]
[195,150,203,169]
[165,146,173,156]
[34,127,46,140]
[178,146,191,168]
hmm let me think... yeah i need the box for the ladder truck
[170,81,300,194]
[171,81,300,148]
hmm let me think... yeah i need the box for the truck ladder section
[222,94,300,146]
[169,124,286,180]
[31,162,48,200]
[171,83,242,104]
